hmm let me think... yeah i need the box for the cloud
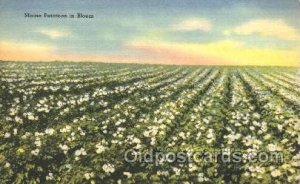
[127,39,299,66]
[37,29,69,39]
[172,18,212,32]
[227,19,300,41]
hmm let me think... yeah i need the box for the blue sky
[0,0,299,65]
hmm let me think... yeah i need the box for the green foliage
[0,63,299,183]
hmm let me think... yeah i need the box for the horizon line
[0,60,299,68]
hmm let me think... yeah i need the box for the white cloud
[172,18,212,32]
[37,29,69,39]
[227,19,300,41]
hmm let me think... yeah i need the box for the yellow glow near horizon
[0,41,55,61]
[1,40,299,66]
[127,40,299,66]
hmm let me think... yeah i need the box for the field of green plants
[0,62,299,183]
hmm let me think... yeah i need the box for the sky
[0,0,299,66]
